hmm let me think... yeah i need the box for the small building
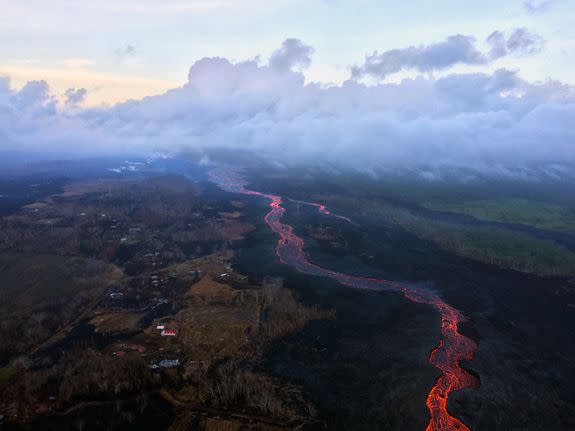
[189,270,201,282]
[159,359,180,368]
[161,329,177,337]
[156,325,165,330]
[149,359,180,370]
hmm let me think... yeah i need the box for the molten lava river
[210,168,479,431]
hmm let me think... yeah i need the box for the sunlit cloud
[62,58,96,68]
[109,1,234,13]
[0,64,179,106]
[4,0,237,16]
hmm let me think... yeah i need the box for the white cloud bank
[0,35,574,174]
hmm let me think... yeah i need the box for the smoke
[0,37,574,176]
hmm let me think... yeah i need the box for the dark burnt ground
[232,175,575,431]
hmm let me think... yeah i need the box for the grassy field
[318,195,575,278]
[262,170,575,278]
[422,198,575,234]
[271,170,575,235]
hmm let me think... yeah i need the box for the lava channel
[209,168,479,431]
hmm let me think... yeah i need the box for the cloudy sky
[0,0,574,171]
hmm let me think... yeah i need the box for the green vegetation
[422,198,575,234]
[406,218,575,277]
[272,169,575,235]
[319,195,575,278]
[275,171,575,277]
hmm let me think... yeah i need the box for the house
[156,325,165,330]
[149,359,181,369]
[159,359,180,368]
[161,329,177,337]
[188,270,201,282]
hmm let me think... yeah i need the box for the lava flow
[288,198,354,224]
[209,168,479,431]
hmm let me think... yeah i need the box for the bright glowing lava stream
[210,168,479,431]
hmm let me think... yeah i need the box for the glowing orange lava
[210,168,478,431]
[289,198,354,224]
